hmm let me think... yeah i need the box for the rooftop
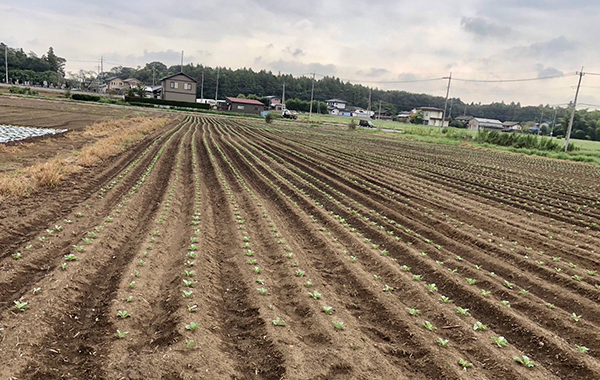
[226,97,265,106]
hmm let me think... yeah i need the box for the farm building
[417,107,448,127]
[226,97,265,115]
[468,117,503,131]
[160,73,197,103]
[502,121,522,131]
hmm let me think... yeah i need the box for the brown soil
[0,109,598,379]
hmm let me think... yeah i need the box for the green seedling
[308,291,321,300]
[182,290,193,298]
[295,269,305,277]
[383,285,394,292]
[190,237,198,243]
[322,306,334,315]
[81,238,92,244]
[449,268,458,274]
[400,265,411,272]
[500,300,511,307]
[64,254,78,261]
[185,322,198,331]
[412,275,423,281]
[183,279,195,288]
[572,275,583,281]
[13,300,29,312]
[188,305,198,313]
[373,275,381,280]
[105,216,113,222]
[406,308,420,316]
[350,256,358,262]
[38,236,46,242]
[555,267,563,273]
[126,296,133,302]
[272,317,287,326]
[12,252,22,260]
[76,212,84,218]
[426,283,438,292]
[465,278,477,285]
[115,330,129,339]
[256,279,265,285]
[456,256,463,261]
[488,272,497,277]
[437,338,449,347]
[588,270,597,276]
[422,321,437,331]
[60,263,67,270]
[128,281,136,288]
[185,260,195,267]
[117,310,131,319]
[138,260,145,266]
[571,313,581,322]
[439,295,454,303]
[480,289,491,296]
[305,281,313,287]
[332,321,346,330]
[25,244,33,250]
[248,259,257,265]
[54,225,63,232]
[473,321,488,331]
[569,262,577,268]
[546,303,555,309]
[514,355,536,368]
[458,359,473,370]
[65,219,73,224]
[436,261,444,266]
[457,307,471,317]
[491,336,508,347]
[184,339,195,349]
[188,244,198,251]
[519,289,529,295]
[286,253,294,259]
[575,344,589,354]
[502,280,515,289]
[257,288,268,295]
[32,287,41,294]
[183,270,195,277]
[474,265,482,270]
[73,245,85,252]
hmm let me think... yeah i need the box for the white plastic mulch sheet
[0,125,68,143]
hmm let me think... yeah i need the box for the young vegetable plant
[456,307,471,317]
[458,359,473,370]
[184,339,195,349]
[575,344,589,354]
[514,355,536,368]
[383,285,394,292]
[64,254,78,261]
[308,291,321,300]
[257,288,268,295]
[571,313,582,322]
[422,321,437,331]
[117,310,131,319]
[465,278,477,285]
[13,300,29,312]
[115,330,129,339]
[12,252,22,260]
[332,321,346,330]
[322,306,335,315]
[406,308,420,316]
[437,338,449,347]
[182,290,193,298]
[439,295,454,303]
[491,336,508,347]
[185,322,198,331]
[473,321,488,331]
[272,317,287,326]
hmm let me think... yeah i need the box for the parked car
[359,119,374,128]
[282,110,298,120]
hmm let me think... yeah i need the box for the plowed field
[1,115,599,380]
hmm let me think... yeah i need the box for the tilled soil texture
[0,115,598,380]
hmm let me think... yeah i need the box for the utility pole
[550,106,557,136]
[308,72,315,120]
[377,100,382,128]
[5,44,8,84]
[538,108,544,136]
[152,64,156,86]
[100,56,103,75]
[367,87,372,117]
[180,51,184,73]
[282,82,286,110]
[441,72,452,128]
[214,67,220,101]
[200,71,204,99]
[564,67,584,152]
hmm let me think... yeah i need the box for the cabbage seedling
[400,265,411,272]
[183,279,195,288]
[256,279,265,285]
[332,321,345,330]
[473,321,488,331]
[12,252,22,260]
[465,278,476,285]
[514,355,536,368]
[308,291,321,300]
[128,281,136,288]
[272,317,287,326]
[426,283,438,292]
[305,281,313,287]
[322,306,334,315]
[406,308,420,316]
[188,305,198,313]
[117,310,131,319]
[182,290,193,298]
[571,313,581,322]
[248,259,257,265]
[13,300,29,312]
[412,275,423,281]
[115,330,129,339]
[500,300,511,307]
[422,321,436,331]
[64,254,77,261]
[72,245,85,252]
[437,338,449,347]
[491,336,508,347]
[575,344,589,354]
[184,339,195,349]
[457,307,471,317]
[257,288,268,295]
[185,322,198,331]
[458,359,473,370]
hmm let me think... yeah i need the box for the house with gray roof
[468,117,503,131]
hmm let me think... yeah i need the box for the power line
[452,73,574,83]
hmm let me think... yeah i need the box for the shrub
[9,86,38,96]
[72,93,101,102]
[265,112,274,124]
[348,119,357,130]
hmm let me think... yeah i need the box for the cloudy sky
[2,0,600,107]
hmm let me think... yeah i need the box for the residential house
[502,121,522,131]
[326,98,348,110]
[161,73,197,103]
[352,107,372,118]
[265,96,282,110]
[123,78,141,89]
[455,115,474,123]
[396,111,411,122]
[417,107,448,127]
[468,118,503,131]
[226,97,265,115]
[145,85,162,99]
[105,76,125,92]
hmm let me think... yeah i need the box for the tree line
[2,44,600,141]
